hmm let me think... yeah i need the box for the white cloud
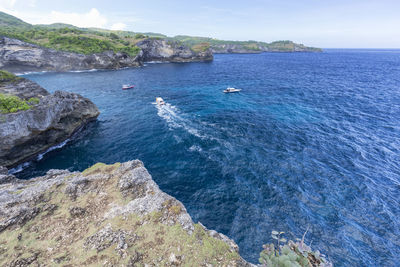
[0,7,108,28]
[110,22,127,31]
[0,0,17,8]
[0,6,135,32]
[45,8,108,28]
[0,0,35,10]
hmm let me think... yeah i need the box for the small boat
[156,97,165,105]
[122,84,135,90]
[223,87,242,93]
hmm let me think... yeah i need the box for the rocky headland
[0,71,99,168]
[0,36,212,73]
[0,160,253,266]
[136,38,213,63]
[211,41,322,54]
[0,36,142,72]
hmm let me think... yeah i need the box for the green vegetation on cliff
[0,71,40,113]
[0,70,21,84]
[0,11,321,55]
[171,35,322,52]
[0,12,141,57]
[258,231,332,267]
[0,94,39,113]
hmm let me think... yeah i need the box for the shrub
[0,94,32,113]
[259,230,332,267]
[134,33,146,39]
[109,33,119,40]
[28,97,40,105]
[0,70,21,84]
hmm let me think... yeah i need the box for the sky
[0,0,400,48]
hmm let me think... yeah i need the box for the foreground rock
[0,161,253,266]
[0,76,99,168]
[136,38,213,62]
[0,37,141,72]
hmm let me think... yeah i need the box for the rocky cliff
[0,36,213,73]
[0,160,253,266]
[0,37,142,72]
[136,38,213,62]
[0,75,99,168]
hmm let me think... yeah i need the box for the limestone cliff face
[0,161,253,266]
[0,36,142,72]
[0,77,99,168]
[136,38,213,62]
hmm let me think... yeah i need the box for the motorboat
[223,87,242,93]
[122,84,135,90]
[156,97,165,105]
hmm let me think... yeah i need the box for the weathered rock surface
[0,77,99,168]
[136,38,213,62]
[0,160,254,266]
[0,36,142,72]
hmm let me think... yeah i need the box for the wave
[9,162,31,174]
[146,61,168,64]
[8,139,70,174]
[69,69,100,73]
[16,70,49,76]
[37,139,70,160]
[17,69,101,76]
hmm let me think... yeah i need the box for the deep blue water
[16,50,400,266]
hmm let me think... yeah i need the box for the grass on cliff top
[0,93,39,114]
[0,26,141,57]
[0,162,242,266]
[191,42,211,53]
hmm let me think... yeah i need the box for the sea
[15,49,400,266]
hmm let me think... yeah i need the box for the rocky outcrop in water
[0,76,99,168]
[0,36,142,72]
[0,160,253,266]
[136,38,213,62]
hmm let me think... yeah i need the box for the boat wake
[155,102,209,140]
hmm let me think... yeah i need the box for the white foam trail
[155,102,208,139]
[189,145,202,152]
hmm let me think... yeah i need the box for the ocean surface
[16,50,400,266]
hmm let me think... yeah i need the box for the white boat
[122,84,135,90]
[223,87,242,93]
[156,97,165,105]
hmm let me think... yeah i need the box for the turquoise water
[17,50,400,266]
